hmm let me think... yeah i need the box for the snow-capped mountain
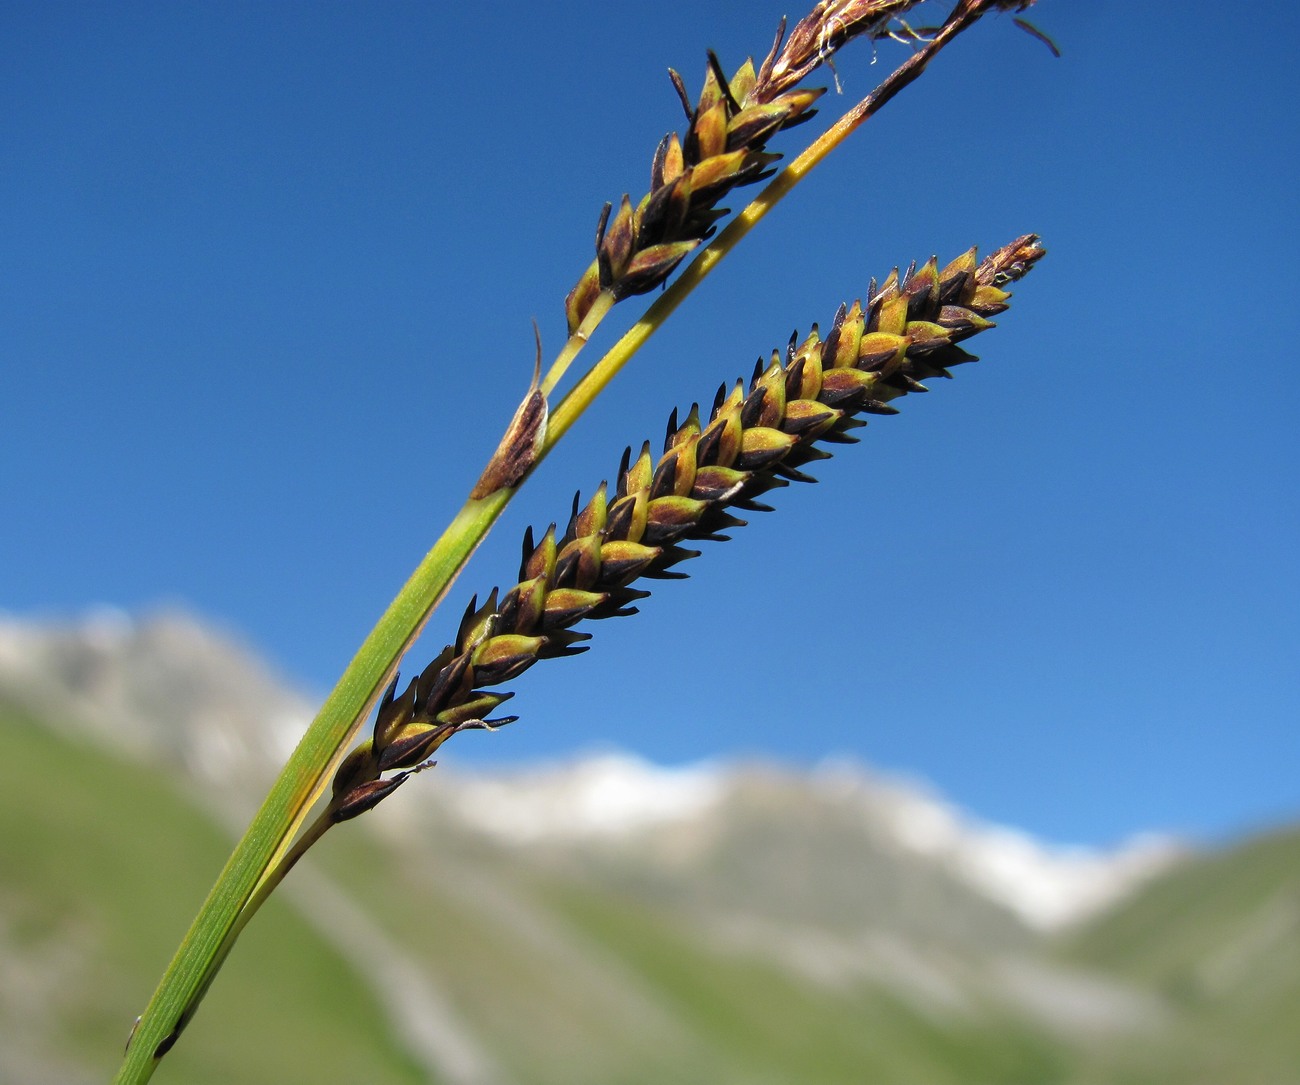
[0,608,1179,934]
[422,752,1179,931]
[0,607,311,792]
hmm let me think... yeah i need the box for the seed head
[333,235,1044,820]
[564,1,933,333]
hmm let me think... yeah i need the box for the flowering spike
[334,236,1043,816]
[562,4,930,331]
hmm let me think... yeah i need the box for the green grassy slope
[315,823,1074,1085]
[535,876,1071,1085]
[8,687,1298,1085]
[0,705,424,1085]
[2,694,1077,1085]
[1059,826,1300,1084]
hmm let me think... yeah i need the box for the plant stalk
[114,6,1005,1079]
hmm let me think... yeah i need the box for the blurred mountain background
[1,609,1297,1085]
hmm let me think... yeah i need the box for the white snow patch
[0,611,1184,936]
[836,765,1184,930]
[949,827,1181,932]
[437,752,1180,931]
[440,753,726,844]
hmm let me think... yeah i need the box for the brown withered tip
[470,324,549,500]
[975,234,1045,286]
[757,1,921,100]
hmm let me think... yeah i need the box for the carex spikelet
[563,1,933,332]
[331,234,1044,821]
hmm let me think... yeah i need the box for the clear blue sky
[3,2,1297,847]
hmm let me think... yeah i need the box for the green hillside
[0,696,1076,1084]
[0,705,423,1085]
[1059,825,1300,1084]
[315,822,1074,1085]
[6,687,1299,1085]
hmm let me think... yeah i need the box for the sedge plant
[115,1,1052,1080]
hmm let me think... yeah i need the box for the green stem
[156,810,337,1057]
[114,493,508,1081]
[541,290,616,397]
[114,7,995,1080]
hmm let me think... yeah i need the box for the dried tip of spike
[977,234,1046,286]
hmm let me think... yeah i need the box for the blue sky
[3,1,1297,847]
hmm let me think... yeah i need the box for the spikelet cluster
[563,1,930,333]
[332,235,1044,820]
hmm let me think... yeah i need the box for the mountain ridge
[0,606,1178,932]
[4,606,1298,1083]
